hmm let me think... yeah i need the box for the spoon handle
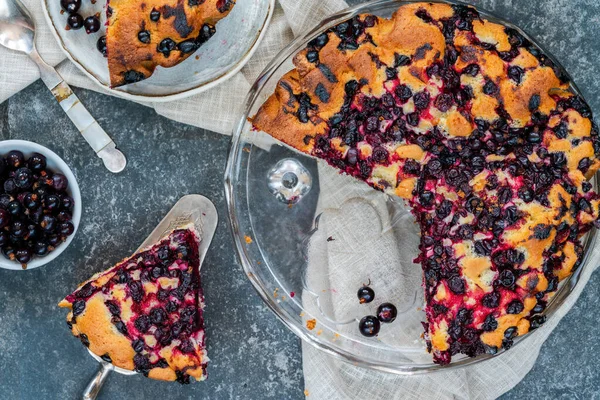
[28,48,127,173]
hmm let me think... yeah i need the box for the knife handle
[29,48,127,173]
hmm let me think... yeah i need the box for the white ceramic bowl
[0,140,82,271]
[42,0,275,102]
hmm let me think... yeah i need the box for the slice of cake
[106,0,235,87]
[58,225,207,383]
[251,3,600,364]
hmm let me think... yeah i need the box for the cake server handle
[82,362,113,400]
[28,47,127,173]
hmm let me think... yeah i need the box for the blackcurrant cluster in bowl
[357,285,398,337]
[0,150,75,267]
[59,0,107,57]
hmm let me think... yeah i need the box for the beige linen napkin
[2,0,597,399]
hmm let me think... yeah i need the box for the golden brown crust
[106,0,235,87]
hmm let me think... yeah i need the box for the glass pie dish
[224,0,599,374]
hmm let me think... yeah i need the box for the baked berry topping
[150,9,160,22]
[60,227,206,384]
[138,30,151,44]
[157,38,176,57]
[123,70,145,84]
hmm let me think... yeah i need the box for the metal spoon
[82,195,219,400]
[0,0,126,173]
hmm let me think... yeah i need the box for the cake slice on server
[59,224,207,383]
[105,0,235,87]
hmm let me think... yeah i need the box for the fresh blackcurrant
[15,248,32,265]
[43,194,61,212]
[97,36,107,57]
[0,194,12,209]
[59,221,75,236]
[4,178,17,194]
[67,13,84,30]
[358,315,380,337]
[0,209,9,228]
[27,153,46,172]
[6,150,24,169]
[23,193,40,209]
[7,200,22,216]
[376,303,398,323]
[84,16,101,34]
[357,286,375,304]
[14,168,32,189]
[60,0,81,13]
[52,173,68,192]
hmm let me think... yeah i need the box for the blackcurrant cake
[251,3,600,364]
[59,224,207,383]
[105,0,235,87]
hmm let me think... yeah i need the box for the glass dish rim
[224,0,598,374]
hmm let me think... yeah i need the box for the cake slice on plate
[106,0,235,87]
[251,3,600,364]
[59,224,207,383]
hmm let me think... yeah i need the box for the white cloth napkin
[0,0,348,135]
[2,0,597,399]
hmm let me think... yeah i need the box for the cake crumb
[306,319,316,330]
[304,390,310,397]
[244,235,253,244]
[316,329,323,335]
[332,333,340,341]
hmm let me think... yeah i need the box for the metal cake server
[82,195,218,400]
[0,0,126,173]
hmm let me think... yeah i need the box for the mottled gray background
[1,0,600,399]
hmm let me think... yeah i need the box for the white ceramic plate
[0,140,82,271]
[42,0,275,102]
